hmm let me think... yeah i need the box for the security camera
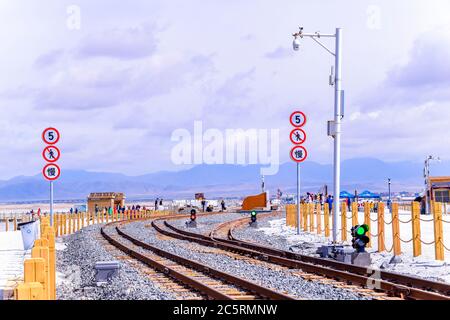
[293,37,300,51]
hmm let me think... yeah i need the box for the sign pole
[50,180,54,226]
[296,162,301,235]
[332,27,343,244]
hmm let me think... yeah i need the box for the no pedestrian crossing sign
[43,163,61,181]
[42,145,60,163]
[289,128,306,145]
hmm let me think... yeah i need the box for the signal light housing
[190,209,197,221]
[351,224,370,252]
[250,211,257,223]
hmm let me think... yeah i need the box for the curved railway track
[153,212,450,300]
[101,220,295,300]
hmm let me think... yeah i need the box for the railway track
[154,212,450,300]
[101,220,295,300]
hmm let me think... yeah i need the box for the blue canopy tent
[340,191,355,199]
[357,190,381,199]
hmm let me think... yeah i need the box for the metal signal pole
[297,163,301,234]
[292,27,343,243]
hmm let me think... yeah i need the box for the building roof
[88,192,125,199]
[429,176,450,183]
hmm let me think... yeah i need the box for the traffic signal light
[351,224,370,252]
[190,209,197,221]
[250,211,257,223]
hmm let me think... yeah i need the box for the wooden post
[432,201,444,261]
[392,203,401,256]
[351,202,358,227]
[31,245,50,300]
[286,205,291,227]
[309,204,314,232]
[44,229,56,300]
[341,202,347,242]
[364,202,371,248]
[316,203,322,234]
[302,204,308,231]
[23,257,47,300]
[324,203,330,237]
[411,201,422,257]
[377,202,385,252]
[15,282,45,300]
[5,218,9,232]
[14,217,17,231]
[286,205,295,227]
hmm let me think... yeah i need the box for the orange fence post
[411,201,422,257]
[31,245,50,299]
[377,202,385,252]
[341,202,347,242]
[316,203,322,234]
[302,204,308,231]
[44,228,56,300]
[5,218,9,232]
[22,258,47,300]
[351,202,358,227]
[67,214,71,234]
[286,205,295,227]
[432,201,444,261]
[81,212,85,228]
[324,203,330,237]
[392,203,401,256]
[309,204,314,232]
[364,202,371,248]
[286,205,291,227]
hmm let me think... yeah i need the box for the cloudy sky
[0,0,449,180]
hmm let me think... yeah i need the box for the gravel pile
[56,224,174,300]
[122,220,370,300]
[170,212,245,235]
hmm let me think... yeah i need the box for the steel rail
[101,222,294,300]
[225,218,450,298]
[155,217,449,300]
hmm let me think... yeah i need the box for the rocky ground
[56,224,174,300]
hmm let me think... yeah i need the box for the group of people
[302,192,335,209]
[200,199,226,212]
[93,204,145,215]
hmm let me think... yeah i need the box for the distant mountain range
[0,158,448,202]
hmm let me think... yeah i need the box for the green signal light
[251,211,257,216]
[356,227,365,236]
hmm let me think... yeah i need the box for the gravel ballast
[122,218,370,300]
[170,212,246,235]
[56,224,174,300]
